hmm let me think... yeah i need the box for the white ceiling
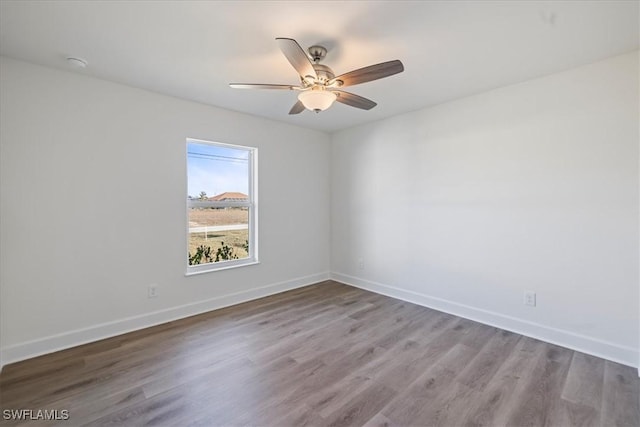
[1,1,638,133]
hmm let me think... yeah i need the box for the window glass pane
[188,207,249,265]
[186,139,255,271]
[187,142,249,202]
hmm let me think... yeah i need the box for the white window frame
[185,138,258,275]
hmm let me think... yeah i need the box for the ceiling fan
[229,38,404,114]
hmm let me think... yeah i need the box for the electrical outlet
[524,291,536,307]
[357,258,364,270]
[148,284,158,298]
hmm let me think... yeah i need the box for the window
[186,138,257,274]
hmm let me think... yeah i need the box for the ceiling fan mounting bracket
[308,45,327,63]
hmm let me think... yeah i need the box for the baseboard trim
[0,271,330,367]
[331,272,638,369]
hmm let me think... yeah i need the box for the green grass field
[188,229,249,262]
[188,207,250,264]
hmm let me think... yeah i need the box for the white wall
[0,57,331,366]
[1,51,638,370]
[331,51,639,367]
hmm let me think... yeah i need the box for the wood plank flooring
[1,281,638,426]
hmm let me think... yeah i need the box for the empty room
[0,1,638,426]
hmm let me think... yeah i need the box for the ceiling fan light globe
[298,89,336,112]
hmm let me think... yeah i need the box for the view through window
[186,139,257,273]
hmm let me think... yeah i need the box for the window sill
[185,258,259,276]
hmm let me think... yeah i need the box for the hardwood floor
[1,281,638,426]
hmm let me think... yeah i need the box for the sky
[187,141,249,198]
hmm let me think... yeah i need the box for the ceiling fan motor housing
[312,63,335,84]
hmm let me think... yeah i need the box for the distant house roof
[209,192,248,202]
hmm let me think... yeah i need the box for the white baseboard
[331,272,639,369]
[0,272,330,368]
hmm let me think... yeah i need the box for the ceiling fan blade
[331,60,404,87]
[289,100,305,115]
[332,90,377,110]
[276,37,317,80]
[229,83,297,90]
